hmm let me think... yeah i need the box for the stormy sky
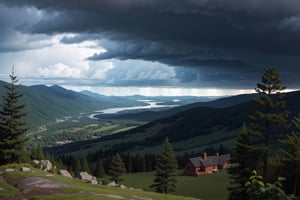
[0,0,299,96]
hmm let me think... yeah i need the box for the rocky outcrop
[40,160,53,171]
[107,181,118,187]
[78,172,98,184]
[16,177,71,193]
[33,160,40,165]
[58,170,72,178]
[21,167,31,172]
[4,168,15,172]
[32,159,54,172]
[120,184,127,189]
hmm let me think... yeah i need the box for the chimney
[203,152,207,160]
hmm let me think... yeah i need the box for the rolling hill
[0,164,197,200]
[0,81,143,128]
[46,90,300,157]
[93,92,260,121]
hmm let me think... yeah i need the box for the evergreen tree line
[55,143,231,178]
[58,152,158,177]
[228,67,300,199]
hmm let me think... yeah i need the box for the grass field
[0,164,199,200]
[122,171,230,200]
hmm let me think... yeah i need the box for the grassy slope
[47,102,253,156]
[0,178,20,198]
[122,171,230,200]
[0,164,199,200]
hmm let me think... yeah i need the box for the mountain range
[2,80,299,157]
[0,81,143,128]
[46,90,300,156]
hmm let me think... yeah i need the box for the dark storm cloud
[4,0,300,50]
[0,4,53,52]
[1,0,300,88]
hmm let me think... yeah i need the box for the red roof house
[185,152,231,176]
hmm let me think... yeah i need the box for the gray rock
[40,160,52,171]
[4,168,15,172]
[78,172,93,181]
[90,178,98,185]
[33,160,40,165]
[21,167,31,172]
[107,181,118,187]
[0,186,4,191]
[120,184,127,189]
[59,170,72,178]
[78,172,97,184]
[16,177,71,193]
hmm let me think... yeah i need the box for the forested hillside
[0,81,143,128]
[47,90,300,156]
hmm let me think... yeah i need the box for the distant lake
[89,100,178,119]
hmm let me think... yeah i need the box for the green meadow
[122,171,230,200]
[0,164,198,200]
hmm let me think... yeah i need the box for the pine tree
[31,143,45,160]
[228,124,260,200]
[95,160,106,178]
[73,159,81,175]
[80,157,90,173]
[277,113,300,196]
[0,69,29,165]
[248,66,289,182]
[151,138,178,193]
[107,153,126,184]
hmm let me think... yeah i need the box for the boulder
[4,168,15,172]
[59,170,72,178]
[120,184,127,189]
[40,160,52,171]
[90,178,98,185]
[107,181,118,187]
[78,172,98,184]
[21,167,31,172]
[33,160,40,165]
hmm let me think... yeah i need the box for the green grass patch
[30,194,118,200]
[0,178,20,197]
[112,126,137,134]
[175,172,229,200]
[122,171,230,200]
[1,165,198,200]
[94,124,120,132]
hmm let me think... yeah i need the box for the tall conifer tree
[31,143,45,160]
[80,157,91,173]
[248,66,289,182]
[228,124,260,200]
[107,153,126,184]
[0,69,29,165]
[277,114,300,196]
[151,138,177,193]
[94,160,106,178]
